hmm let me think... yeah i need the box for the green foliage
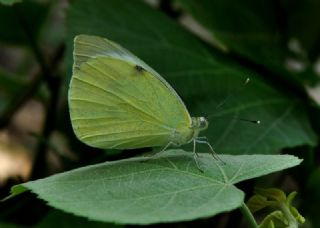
[0,0,21,6]
[9,150,301,224]
[176,0,320,85]
[248,188,305,227]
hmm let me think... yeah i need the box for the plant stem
[280,203,298,228]
[31,74,61,179]
[240,203,258,228]
[12,3,64,178]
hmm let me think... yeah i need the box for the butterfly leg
[195,138,226,165]
[158,129,177,154]
[160,141,173,153]
[193,139,203,172]
[144,142,173,159]
[196,136,207,140]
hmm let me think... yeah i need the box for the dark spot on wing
[135,65,145,73]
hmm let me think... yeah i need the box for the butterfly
[68,34,220,167]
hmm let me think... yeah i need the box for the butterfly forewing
[69,56,191,149]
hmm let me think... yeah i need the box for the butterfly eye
[199,117,208,129]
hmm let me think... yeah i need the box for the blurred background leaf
[0,0,49,45]
[0,0,21,6]
[66,0,317,155]
[175,0,320,85]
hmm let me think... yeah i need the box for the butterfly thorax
[170,117,208,146]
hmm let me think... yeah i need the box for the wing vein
[73,76,166,125]
[83,132,169,143]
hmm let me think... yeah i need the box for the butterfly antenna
[206,78,250,119]
[236,118,261,124]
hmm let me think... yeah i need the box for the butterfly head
[191,117,209,131]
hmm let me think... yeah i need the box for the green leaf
[36,210,122,228]
[246,195,275,213]
[290,206,306,224]
[247,188,305,227]
[285,0,320,59]
[9,150,302,224]
[66,0,317,155]
[176,0,320,85]
[286,191,297,206]
[0,0,49,45]
[0,0,21,6]
[255,188,286,202]
[258,211,287,228]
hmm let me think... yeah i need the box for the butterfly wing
[69,35,192,149]
[73,35,151,74]
[73,35,189,111]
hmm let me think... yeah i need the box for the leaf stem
[239,203,258,228]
